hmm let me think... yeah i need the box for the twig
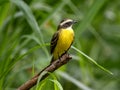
[17,53,72,90]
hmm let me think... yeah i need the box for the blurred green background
[0,0,120,90]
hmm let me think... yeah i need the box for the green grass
[0,0,120,90]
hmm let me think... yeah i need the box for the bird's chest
[58,29,74,49]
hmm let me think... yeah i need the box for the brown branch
[17,53,72,90]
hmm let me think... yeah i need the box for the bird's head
[57,19,77,30]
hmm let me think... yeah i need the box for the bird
[50,18,77,63]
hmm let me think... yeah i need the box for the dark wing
[50,31,59,54]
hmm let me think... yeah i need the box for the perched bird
[50,19,77,63]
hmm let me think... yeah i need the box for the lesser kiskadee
[50,19,77,63]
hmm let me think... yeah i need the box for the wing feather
[50,31,59,54]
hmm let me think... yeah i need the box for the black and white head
[57,19,77,30]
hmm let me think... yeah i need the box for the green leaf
[50,79,63,90]
[10,0,42,40]
[10,0,49,57]
[57,71,91,90]
[76,0,108,38]
[72,46,113,75]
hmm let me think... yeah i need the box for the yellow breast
[53,28,74,60]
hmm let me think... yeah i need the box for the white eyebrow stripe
[60,19,72,26]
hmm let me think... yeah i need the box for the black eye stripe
[63,22,72,27]
[57,20,73,30]
[66,22,72,25]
